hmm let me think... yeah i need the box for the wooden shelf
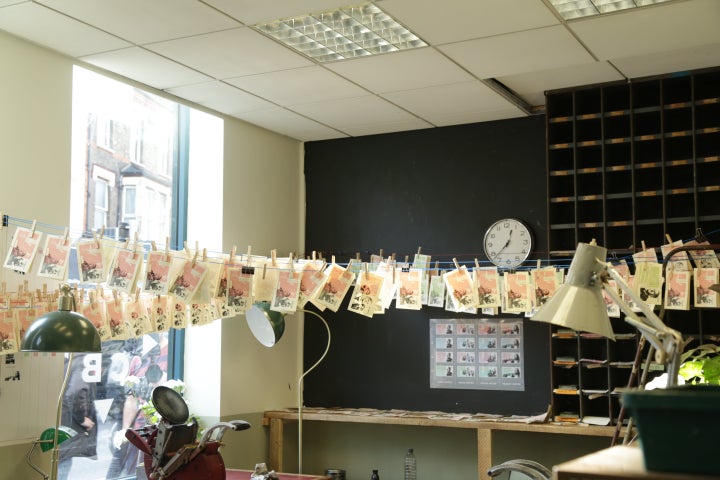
[545,67,720,426]
[263,407,619,480]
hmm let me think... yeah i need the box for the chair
[487,459,551,480]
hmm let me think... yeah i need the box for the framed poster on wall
[430,318,524,391]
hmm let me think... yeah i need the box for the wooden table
[553,445,720,480]
[226,469,328,480]
[263,408,619,480]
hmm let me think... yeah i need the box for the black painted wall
[302,115,551,415]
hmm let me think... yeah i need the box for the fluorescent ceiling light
[548,0,675,20]
[253,2,427,63]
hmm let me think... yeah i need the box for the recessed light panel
[548,0,675,20]
[253,2,427,62]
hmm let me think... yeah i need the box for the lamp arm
[297,309,331,474]
[49,352,74,480]
[601,263,683,387]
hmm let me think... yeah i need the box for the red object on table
[225,470,328,480]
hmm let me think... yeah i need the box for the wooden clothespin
[312,251,317,261]
[474,258,480,269]
[434,261,439,277]
[271,249,277,267]
[151,240,157,252]
[262,262,267,280]
[30,220,37,237]
[63,227,69,246]
[184,241,190,256]
[191,248,199,267]
[289,253,295,278]
[364,262,369,276]
[347,259,354,271]
[379,249,384,258]
[246,246,252,265]
[135,288,141,303]
[230,245,237,266]
[99,225,105,239]
[391,252,396,261]
[537,259,542,270]
[417,246,422,255]
[392,264,396,283]
[665,233,673,244]
[132,232,139,259]
[331,255,336,265]
[404,255,409,264]
[93,232,100,249]
[315,261,327,279]
[165,238,171,263]
[356,252,361,261]
[641,240,647,251]
[453,258,461,270]
[202,248,207,262]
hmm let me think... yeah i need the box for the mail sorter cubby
[545,66,720,425]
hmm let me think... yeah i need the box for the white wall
[0,29,304,479]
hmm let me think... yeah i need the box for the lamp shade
[246,301,285,347]
[532,242,615,340]
[20,286,101,353]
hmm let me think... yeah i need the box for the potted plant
[678,343,720,384]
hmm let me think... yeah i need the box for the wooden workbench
[263,407,618,480]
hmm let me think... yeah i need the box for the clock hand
[493,231,514,258]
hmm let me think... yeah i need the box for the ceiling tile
[233,107,348,142]
[381,81,523,126]
[36,0,240,44]
[79,47,212,90]
[145,28,313,80]
[0,0,29,7]
[325,47,475,93]
[570,0,720,61]
[166,81,275,115]
[499,61,626,107]
[439,25,594,80]
[202,0,351,25]
[290,95,432,134]
[612,43,720,80]
[0,2,130,56]
[380,0,559,45]
[225,66,368,106]
[342,118,434,137]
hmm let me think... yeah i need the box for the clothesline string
[3,213,719,273]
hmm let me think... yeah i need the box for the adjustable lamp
[246,302,331,474]
[532,241,684,388]
[21,284,102,480]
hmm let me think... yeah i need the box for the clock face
[483,218,532,268]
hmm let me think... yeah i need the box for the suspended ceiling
[1,0,719,141]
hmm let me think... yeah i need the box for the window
[93,177,109,230]
[67,66,223,480]
[123,186,136,218]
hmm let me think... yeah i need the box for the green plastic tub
[622,385,720,475]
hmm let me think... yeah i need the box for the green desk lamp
[21,284,101,480]
[246,302,331,474]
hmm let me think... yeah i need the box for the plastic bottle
[404,448,417,480]
[371,469,380,480]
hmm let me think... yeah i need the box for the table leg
[477,428,492,480]
[269,418,285,472]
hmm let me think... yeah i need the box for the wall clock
[483,218,533,269]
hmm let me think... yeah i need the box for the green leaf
[679,360,705,382]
